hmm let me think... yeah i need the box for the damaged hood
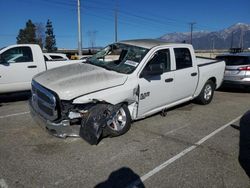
[33,63,128,100]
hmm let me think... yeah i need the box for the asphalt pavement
[0,88,249,188]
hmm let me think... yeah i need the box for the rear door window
[174,48,192,70]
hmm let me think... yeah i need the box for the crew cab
[29,39,225,144]
[0,44,83,93]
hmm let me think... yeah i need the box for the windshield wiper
[82,60,89,64]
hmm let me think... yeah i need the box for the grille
[31,80,58,121]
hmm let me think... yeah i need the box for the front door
[0,46,39,92]
[137,49,175,117]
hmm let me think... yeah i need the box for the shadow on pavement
[94,167,145,188]
[230,124,240,130]
[0,91,31,104]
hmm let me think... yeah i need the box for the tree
[16,19,37,44]
[45,19,57,52]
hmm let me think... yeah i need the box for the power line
[27,0,219,33]
[81,1,221,32]
[83,9,171,34]
[16,0,220,32]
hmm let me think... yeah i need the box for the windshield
[87,43,149,74]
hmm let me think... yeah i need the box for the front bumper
[29,99,80,138]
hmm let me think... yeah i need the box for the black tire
[106,104,131,137]
[195,80,215,105]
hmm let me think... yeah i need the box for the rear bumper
[29,99,80,138]
[223,80,250,86]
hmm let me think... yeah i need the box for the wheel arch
[208,77,217,88]
[194,79,215,105]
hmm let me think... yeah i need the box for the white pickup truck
[29,39,225,144]
[0,44,83,93]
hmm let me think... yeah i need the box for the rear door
[0,46,39,92]
[171,48,198,101]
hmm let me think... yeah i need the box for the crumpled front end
[29,80,81,138]
[29,101,81,138]
[29,80,118,145]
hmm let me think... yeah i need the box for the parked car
[80,55,92,61]
[216,53,250,89]
[0,44,83,93]
[44,53,69,61]
[29,39,225,144]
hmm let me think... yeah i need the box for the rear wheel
[106,104,131,137]
[195,80,215,105]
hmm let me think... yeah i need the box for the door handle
[191,72,197,76]
[27,65,37,68]
[165,78,174,82]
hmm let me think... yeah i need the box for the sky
[0,0,249,49]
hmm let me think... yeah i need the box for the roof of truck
[119,39,176,49]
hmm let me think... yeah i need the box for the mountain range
[159,23,250,50]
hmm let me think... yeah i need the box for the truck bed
[196,56,219,66]
[193,56,225,97]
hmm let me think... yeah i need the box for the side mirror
[0,54,9,66]
[140,63,164,78]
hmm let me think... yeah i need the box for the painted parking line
[0,111,30,119]
[127,115,242,188]
[0,179,8,188]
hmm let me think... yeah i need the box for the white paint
[0,111,29,119]
[0,179,8,188]
[124,60,139,67]
[0,44,82,93]
[127,115,242,188]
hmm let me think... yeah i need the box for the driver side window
[144,49,170,72]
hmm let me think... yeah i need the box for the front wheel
[195,80,215,105]
[106,104,131,137]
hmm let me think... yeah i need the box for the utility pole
[239,29,244,49]
[189,22,196,45]
[77,0,82,55]
[114,1,118,42]
[211,38,215,58]
[230,32,234,49]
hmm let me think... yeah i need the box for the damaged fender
[79,103,125,145]
[73,84,140,120]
